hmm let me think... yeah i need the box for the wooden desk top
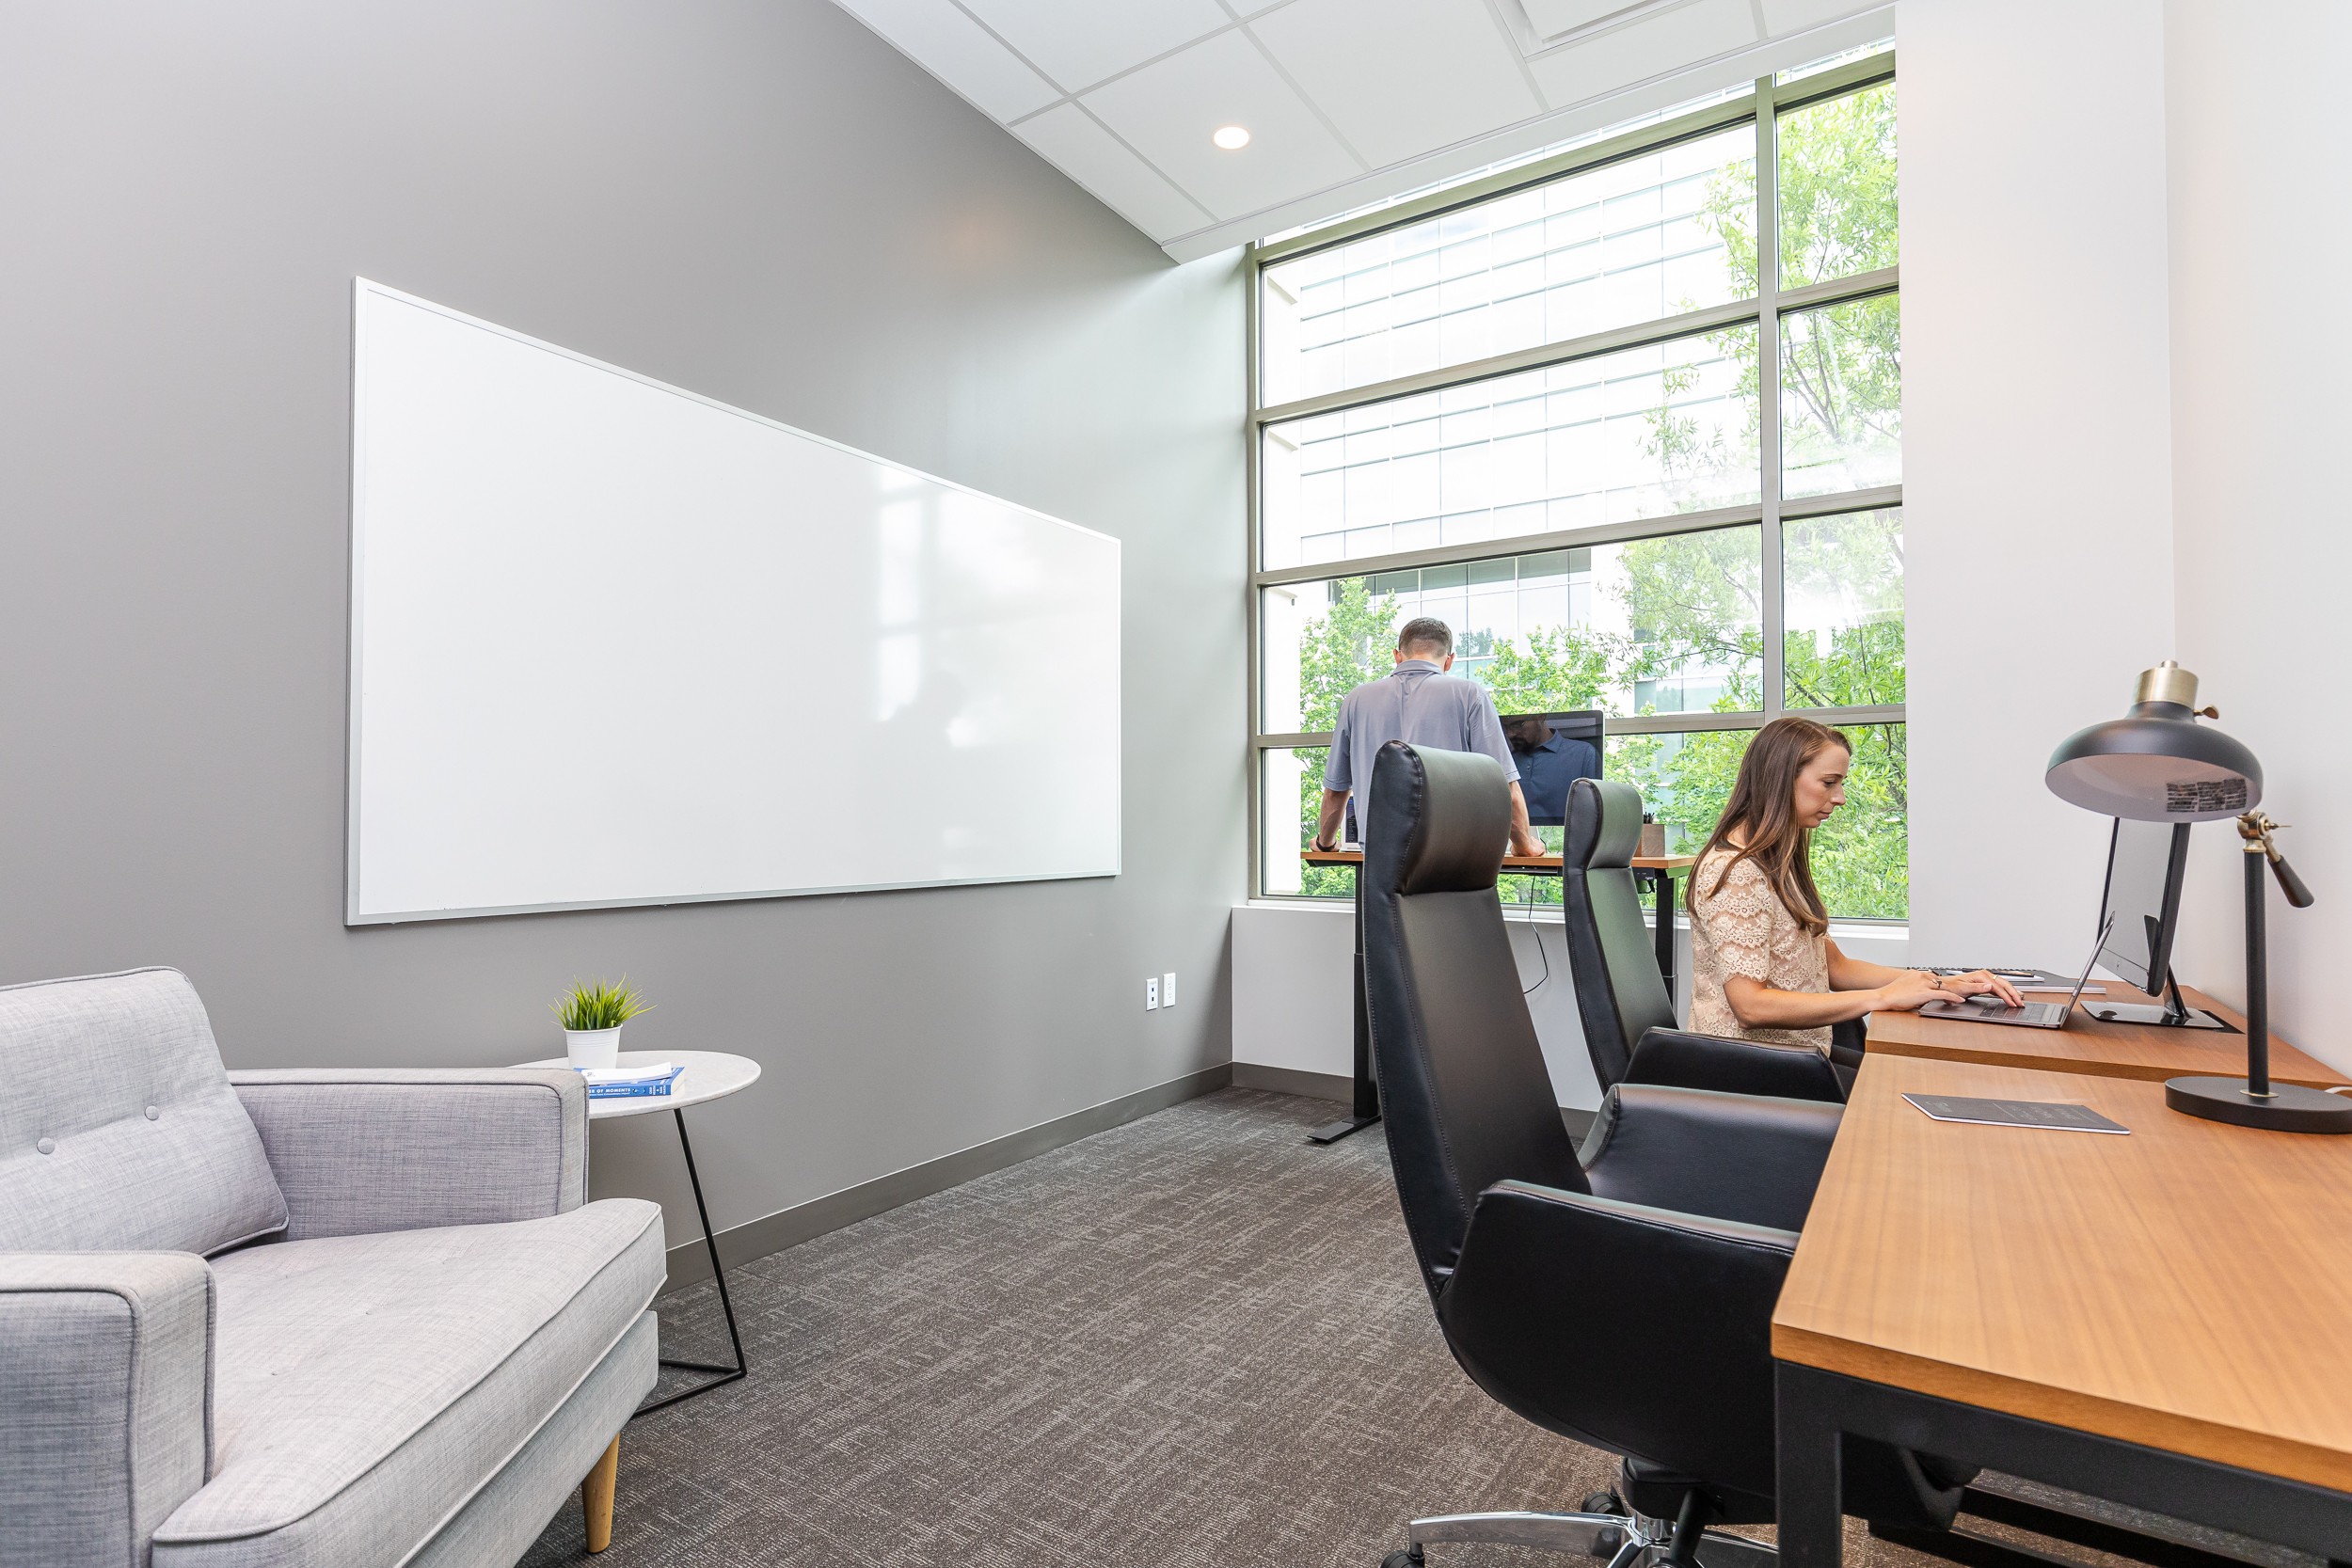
[1775,1055,2352,1493]
[1866,982,2348,1090]
[1299,850,1697,871]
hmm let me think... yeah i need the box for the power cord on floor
[1507,878,1551,996]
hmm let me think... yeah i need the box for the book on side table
[573,1060,685,1099]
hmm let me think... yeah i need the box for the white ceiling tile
[1521,0,1662,41]
[1527,0,1760,107]
[1083,30,1362,223]
[1011,103,1213,241]
[834,0,1060,121]
[1757,0,1886,34]
[958,0,1231,93]
[1249,0,1543,170]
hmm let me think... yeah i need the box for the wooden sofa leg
[582,1435,620,1553]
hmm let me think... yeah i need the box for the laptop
[1916,915,2114,1030]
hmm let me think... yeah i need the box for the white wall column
[1899,0,2177,966]
[2163,0,2352,1072]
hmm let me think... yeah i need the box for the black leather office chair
[1360,741,1970,1567]
[1561,776,1856,1103]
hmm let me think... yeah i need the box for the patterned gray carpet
[518,1088,2286,1568]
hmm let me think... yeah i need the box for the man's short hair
[1395,617,1453,657]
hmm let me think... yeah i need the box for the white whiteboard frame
[346,277,1120,925]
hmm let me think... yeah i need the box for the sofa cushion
[0,969,287,1255]
[151,1198,663,1568]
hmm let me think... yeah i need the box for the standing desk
[1773,1054,2352,1568]
[1866,982,2349,1089]
[1297,848,1696,1144]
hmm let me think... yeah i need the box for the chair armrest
[1439,1180,1794,1503]
[1578,1083,1841,1234]
[230,1069,588,1240]
[0,1252,214,1568]
[1625,1026,1847,1103]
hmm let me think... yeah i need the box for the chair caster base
[1394,1509,1649,1563]
[1388,1506,1776,1568]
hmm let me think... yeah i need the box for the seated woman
[1687,717,2019,1051]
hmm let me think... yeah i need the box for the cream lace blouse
[1688,847,1831,1052]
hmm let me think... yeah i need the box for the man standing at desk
[1311,617,1545,858]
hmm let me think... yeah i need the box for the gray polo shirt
[1324,660,1518,835]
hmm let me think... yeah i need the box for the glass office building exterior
[1248,47,1906,920]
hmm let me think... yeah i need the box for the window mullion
[1756,74,1787,727]
[1245,249,1265,895]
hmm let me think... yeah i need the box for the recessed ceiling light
[1212,125,1251,150]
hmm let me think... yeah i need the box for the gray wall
[0,1,1246,1249]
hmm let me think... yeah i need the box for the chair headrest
[1367,742,1507,895]
[1565,777,1645,872]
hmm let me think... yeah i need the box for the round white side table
[514,1050,761,1414]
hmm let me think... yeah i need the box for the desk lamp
[2046,661,2352,1132]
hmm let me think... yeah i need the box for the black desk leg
[1311,872,1380,1144]
[1637,868,1679,1010]
[632,1109,748,1416]
[1776,1362,1848,1568]
[1775,1361,2352,1568]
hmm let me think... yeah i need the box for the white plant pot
[564,1026,622,1069]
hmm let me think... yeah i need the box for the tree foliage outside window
[1271,74,1906,919]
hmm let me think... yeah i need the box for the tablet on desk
[1903,1093,2130,1133]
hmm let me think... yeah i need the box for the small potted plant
[551,978,653,1069]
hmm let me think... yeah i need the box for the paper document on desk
[1902,1094,2129,1133]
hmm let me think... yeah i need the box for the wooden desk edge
[1865,985,2350,1090]
[1299,850,1697,869]
[1771,1322,2352,1497]
[1863,1036,2348,1091]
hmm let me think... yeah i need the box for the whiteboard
[347,279,1120,925]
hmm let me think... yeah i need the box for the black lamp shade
[2045,716,2262,822]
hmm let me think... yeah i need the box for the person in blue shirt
[1502,715,1601,826]
[1313,617,1544,858]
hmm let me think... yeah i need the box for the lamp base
[2164,1076,2352,1133]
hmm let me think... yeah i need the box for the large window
[1250,52,1905,920]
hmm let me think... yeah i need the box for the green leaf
[551,977,655,1031]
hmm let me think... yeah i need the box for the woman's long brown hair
[1687,717,1851,937]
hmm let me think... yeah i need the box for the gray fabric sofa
[0,968,664,1568]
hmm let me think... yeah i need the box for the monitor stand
[2080,969,2235,1031]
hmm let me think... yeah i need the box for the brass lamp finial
[2135,660,2201,711]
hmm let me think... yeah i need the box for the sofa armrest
[1625,1026,1848,1103]
[230,1069,587,1241]
[0,1252,214,1568]
[1579,1082,1841,1234]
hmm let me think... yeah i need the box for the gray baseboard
[1228,1063,1597,1144]
[1230,1061,1353,1102]
[666,1062,1233,1285]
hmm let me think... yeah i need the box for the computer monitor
[1498,709,1604,826]
[2084,817,2231,1030]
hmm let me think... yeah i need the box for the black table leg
[632,1108,748,1415]
[1637,867,1679,1010]
[1775,1362,1849,1568]
[1774,1360,2352,1568]
[1311,870,1380,1144]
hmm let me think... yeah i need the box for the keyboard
[1931,966,2058,982]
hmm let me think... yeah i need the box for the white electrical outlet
[1161,972,1177,1008]
[1144,976,1159,1010]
